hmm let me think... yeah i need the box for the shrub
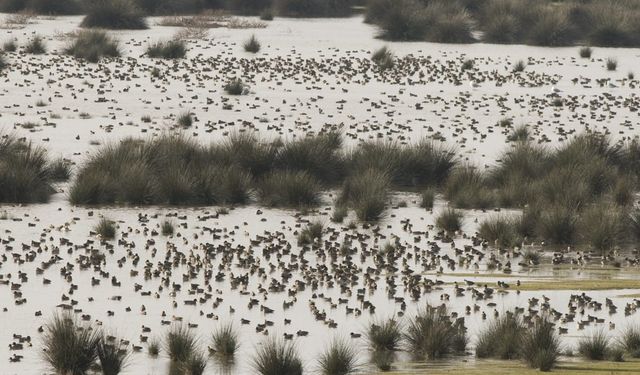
[461,58,474,70]
[444,165,494,209]
[520,317,561,371]
[161,220,174,236]
[331,205,348,223]
[578,330,610,360]
[621,325,640,358]
[148,339,160,357]
[436,208,462,233]
[585,2,640,47]
[259,170,321,207]
[580,204,624,253]
[297,220,324,245]
[339,169,389,222]
[3,40,16,52]
[348,140,456,187]
[94,218,116,240]
[318,338,359,375]
[81,0,148,30]
[252,337,303,375]
[375,0,473,42]
[165,324,198,363]
[580,46,592,58]
[69,136,252,206]
[47,157,72,181]
[420,188,435,210]
[181,352,207,375]
[371,46,394,70]
[375,0,427,40]
[275,0,353,18]
[25,35,46,54]
[260,9,274,20]
[478,216,519,249]
[177,111,193,128]
[274,132,344,184]
[224,78,246,95]
[422,2,475,43]
[526,7,577,46]
[476,312,525,359]
[366,318,402,352]
[0,135,56,203]
[521,249,541,266]
[607,57,618,71]
[146,39,187,59]
[26,0,82,14]
[512,59,526,73]
[244,34,261,53]
[371,349,393,371]
[405,305,467,359]
[537,206,578,245]
[227,0,272,15]
[42,313,101,375]
[64,30,120,63]
[211,323,239,363]
[507,124,530,142]
[97,337,129,375]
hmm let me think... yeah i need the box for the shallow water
[1,13,640,375]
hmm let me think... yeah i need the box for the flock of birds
[0,13,640,374]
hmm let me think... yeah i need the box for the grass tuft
[161,220,174,236]
[318,337,359,375]
[259,170,321,208]
[436,208,463,233]
[297,220,324,245]
[211,323,239,363]
[64,30,120,63]
[579,329,611,360]
[42,312,101,375]
[405,305,467,359]
[94,218,116,240]
[244,34,261,53]
[366,318,402,353]
[81,0,148,29]
[520,317,561,371]
[476,312,525,359]
[25,35,46,54]
[97,337,129,375]
[165,324,198,363]
[580,46,592,58]
[252,337,303,375]
[146,39,187,59]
